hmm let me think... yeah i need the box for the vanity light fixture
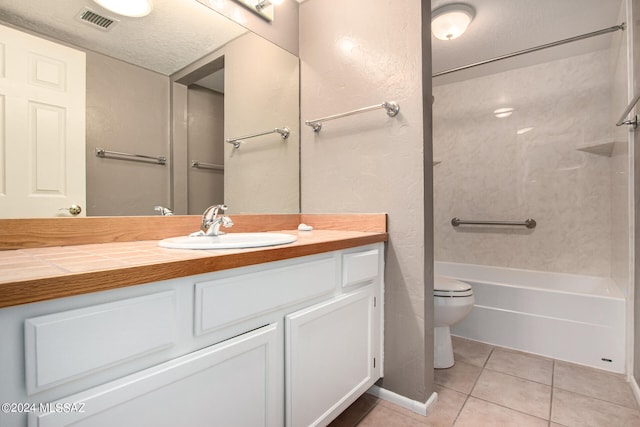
[256,0,282,10]
[431,3,475,41]
[232,0,276,22]
[91,0,152,17]
[255,0,269,11]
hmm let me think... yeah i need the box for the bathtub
[435,261,626,373]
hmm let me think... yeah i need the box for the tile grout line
[553,362,640,410]
[479,343,551,423]
[469,395,552,424]
[481,347,494,369]
[25,253,74,273]
[551,384,640,411]
[449,345,497,426]
[455,344,554,424]
[481,364,554,387]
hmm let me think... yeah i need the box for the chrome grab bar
[95,148,166,165]
[226,127,290,149]
[451,218,537,229]
[616,91,640,128]
[305,101,400,133]
[191,161,224,171]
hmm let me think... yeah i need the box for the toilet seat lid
[434,276,472,296]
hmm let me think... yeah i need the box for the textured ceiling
[0,0,248,75]
[0,0,625,81]
[431,0,624,84]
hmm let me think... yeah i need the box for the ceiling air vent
[76,8,118,31]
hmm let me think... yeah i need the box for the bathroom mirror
[0,0,299,217]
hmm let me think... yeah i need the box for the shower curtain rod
[432,24,625,78]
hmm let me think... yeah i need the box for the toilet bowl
[434,276,474,369]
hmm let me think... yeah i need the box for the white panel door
[0,24,85,218]
[30,323,282,427]
[285,285,378,427]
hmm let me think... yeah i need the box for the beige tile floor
[330,336,640,427]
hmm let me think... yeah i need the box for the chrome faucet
[154,206,173,216]
[201,204,234,236]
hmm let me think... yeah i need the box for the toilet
[434,276,474,369]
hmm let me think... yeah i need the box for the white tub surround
[436,261,626,373]
[434,51,613,277]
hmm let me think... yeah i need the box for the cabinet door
[30,323,282,427]
[285,285,378,427]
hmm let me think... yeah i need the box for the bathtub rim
[434,260,625,300]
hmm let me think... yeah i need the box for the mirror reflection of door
[187,66,225,215]
[0,24,86,218]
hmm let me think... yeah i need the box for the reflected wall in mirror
[0,0,300,218]
[171,30,300,215]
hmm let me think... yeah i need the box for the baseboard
[367,385,438,416]
[630,375,640,408]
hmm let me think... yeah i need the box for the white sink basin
[158,232,297,249]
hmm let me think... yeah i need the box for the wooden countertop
[0,227,387,308]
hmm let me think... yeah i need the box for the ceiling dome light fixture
[431,3,475,41]
[92,0,152,17]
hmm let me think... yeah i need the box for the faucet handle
[154,206,173,216]
[221,216,234,228]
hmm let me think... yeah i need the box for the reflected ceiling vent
[76,8,118,31]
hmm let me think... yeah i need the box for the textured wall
[224,32,300,214]
[171,32,300,214]
[86,52,170,216]
[299,0,431,402]
[434,51,613,276]
[187,86,225,214]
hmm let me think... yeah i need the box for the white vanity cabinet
[31,323,281,427]
[286,285,379,427]
[285,246,383,427]
[0,243,383,427]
